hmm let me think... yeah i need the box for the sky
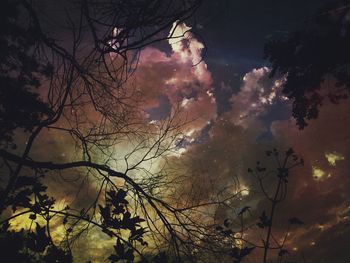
[6,0,350,262]
[130,1,350,262]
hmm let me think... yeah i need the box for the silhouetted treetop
[264,0,350,128]
[0,0,53,146]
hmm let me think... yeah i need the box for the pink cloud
[229,67,287,127]
[130,22,216,133]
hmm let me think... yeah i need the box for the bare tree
[0,0,214,261]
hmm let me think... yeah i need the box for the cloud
[9,17,350,261]
[229,67,287,127]
[132,22,216,134]
[165,65,350,261]
[263,99,350,260]
[168,22,212,86]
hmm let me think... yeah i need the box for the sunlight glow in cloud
[134,21,216,136]
[230,67,286,127]
[168,22,211,85]
[312,166,331,181]
[325,152,345,166]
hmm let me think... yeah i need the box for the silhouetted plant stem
[263,177,282,263]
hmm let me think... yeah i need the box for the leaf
[130,227,145,240]
[29,214,36,220]
[29,223,50,252]
[108,254,119,262]
[14,176,37,189]
[130,215,145,225]
[31,203,41,214]
[124,248,134,261]
[257,211,271,229]
[112,204,125,214]
[113,238,125,259]
[116,189,127,202]
[99,204,111,223]
[123,211,131,222]
[32,182,47,194]
[107,189,128,206]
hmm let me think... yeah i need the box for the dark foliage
[0,0,53,146]
[0,222,72,263]
[100,189,148,262]
[0,169,147,262]
[264,0,350,128]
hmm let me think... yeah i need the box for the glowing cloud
[229,67,286,127]
[325,152,345,166]
[312,166,327,180]
[168,21,212,86]
[133,21,216,135]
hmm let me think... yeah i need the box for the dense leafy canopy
[265,0,350,128]
[0,1,53,145]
